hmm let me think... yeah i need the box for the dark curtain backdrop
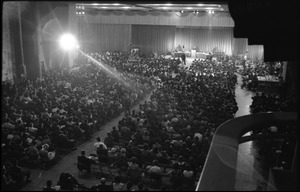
[174,27,234,55]
[131,25,176,55]
[79,23,131,53]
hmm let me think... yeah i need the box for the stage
[256,75,280,94]
[172,51,209,59]
[257,76,279,82]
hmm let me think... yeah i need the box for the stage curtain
[174,27,234,55]
[131,25,176,55]
[247,45,264,60]
[232,38,248,56]
[233,38,264,60]
[78,23,131,53]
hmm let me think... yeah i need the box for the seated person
[57,131,75,150]
[94,137,107,152]
[7,159,31,188]
[91,178,113,191]
[104,132,114,148]
[77,150,94,173]
[111,126,120,143]
[113,154,129,172]
[27,141,39,160]
[157,151,171,165]
[127,157,141,184]
[1,165,17,191]
[39,144,56,169]
[112,176,125,191]
[182,164,195,186]
[168,163,183,190]
[96,144,108,163]
[58,172,79,191]
[43,180,56,191]
[120,126,131,141]
[148,160,162,185]
[108,147,118,163]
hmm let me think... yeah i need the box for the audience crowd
[240,60,282,92]
[250,92,297,113]
[80,55,239,190]
[2,50,296,191]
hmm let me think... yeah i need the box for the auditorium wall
[2,4,16,82]
[83,11,234,27]
[40,5,70,70]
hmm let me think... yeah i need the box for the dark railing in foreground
[196,112,298,191]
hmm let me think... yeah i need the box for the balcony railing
[196,112,298,191]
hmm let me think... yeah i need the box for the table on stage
[173,52,184,57]
[257,76,279,93]
[196,52,209,59]
[173,51,191,58]
[257,76,279,82]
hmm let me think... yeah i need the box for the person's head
[185,164,191,171]
[131,157,137,164]
[81,150,85,156]
[127,182,133,190]
[173,162,179,169]
[100,178,106,185]
[143,143,148,150]
[99,144,104,149]
[114,176,121,184]
[178,155,184,161]
[42,144,49,150]
[110,147,117,153]
[120,148,126,153]
[97,137,101,142]
[152,147,159,153]
[153,159,158,166]
[46,180,52,187]
[138,183,144,190]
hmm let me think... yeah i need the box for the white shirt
[94,141,107,151]
[183,170,194,178]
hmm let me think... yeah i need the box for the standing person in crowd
[43,180,56,191]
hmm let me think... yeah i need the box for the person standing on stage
[242,51,248,68]
[181,54,186,65]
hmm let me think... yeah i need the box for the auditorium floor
[20,69,266,191]
[234,73,268,191]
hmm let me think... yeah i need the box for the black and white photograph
[2,1,298,191]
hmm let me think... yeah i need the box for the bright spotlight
[59,34,78,51]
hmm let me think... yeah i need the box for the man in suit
[77,150,94,173]
[181,54,186,65]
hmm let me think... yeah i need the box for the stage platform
[257,76,279,82]
[257,76,279,94]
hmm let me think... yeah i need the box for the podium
[191,50,196,58]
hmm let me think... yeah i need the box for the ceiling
[75,2,229,14]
